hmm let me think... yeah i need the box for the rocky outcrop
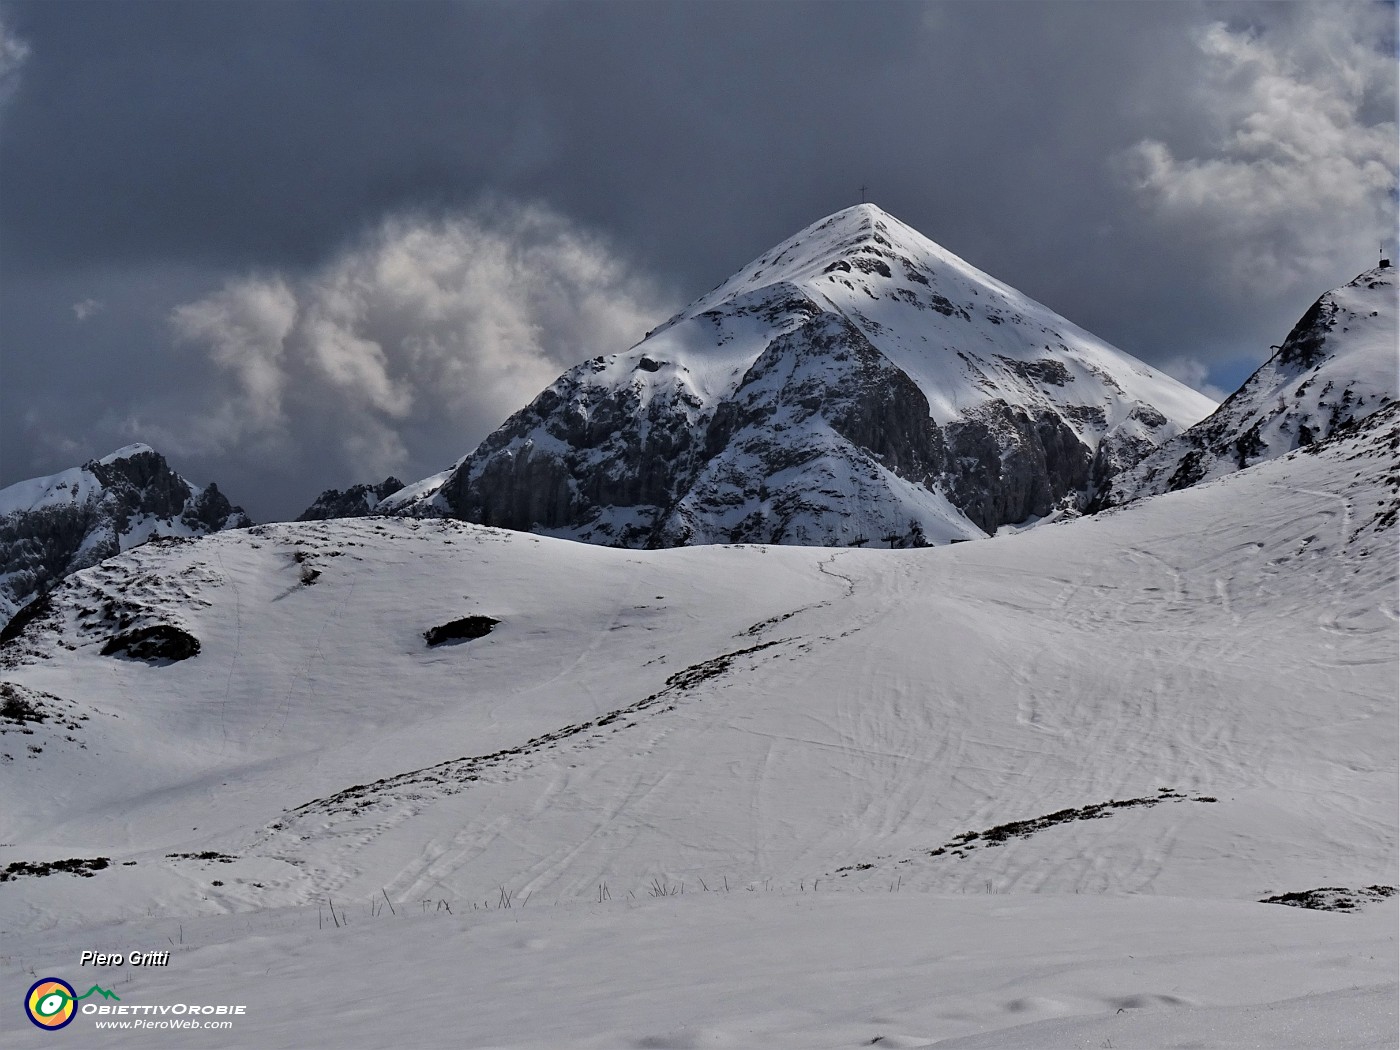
[436,357,703,535]
[423,616,499,647]
[296,477,405,521]
[943,403,1093,533]
[0,505,103,610]
[654,312,962,546]
[100,624,201,663]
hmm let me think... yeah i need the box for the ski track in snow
[243,632,808,901]
[228,543,888,903]
[214,548,240,756]
[384,552,874,901]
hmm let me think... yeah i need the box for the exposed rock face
[1098,266,1397,508]
[655,312,957,546]
[423,615,499,647]
[100,624,201,663]
[943,403,1093,534]
[296,477,405,522]
[385,204,1216,547]
[0,445,251,621]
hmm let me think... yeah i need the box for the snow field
[1,892,1394,1048]
[0,405,1394,1047]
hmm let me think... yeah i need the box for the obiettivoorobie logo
[24,978,120,1031]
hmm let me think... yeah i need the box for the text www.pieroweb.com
[87,1002,245,1031]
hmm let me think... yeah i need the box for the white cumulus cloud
[170,274,298,437]
[1119,5,1397,291]
[0,14,30,114]
[159,201,676,487]
[1157,355,1227,403]
[71,298,104,322]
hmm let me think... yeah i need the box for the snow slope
[384,205,1216,546]
[2,893,1393,1049]
[0,391,1393,1045]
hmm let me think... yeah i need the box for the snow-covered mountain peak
[94,442,158,465]
[580,204,1217,450]
[1101,264,1398,506]
[0,446,252,622]
[1263,264,1395,387]
[673,203,980,317]
[385,205,1215,546]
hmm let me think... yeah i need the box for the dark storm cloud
[1,1,1395,520]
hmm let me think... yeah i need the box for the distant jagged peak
[1,443,252,531]
[0,444,251,622]
[297,477,406,522]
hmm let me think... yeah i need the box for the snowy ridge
[383,204,1216,545]
[0,445,251,621]
[1101,265,1398,506]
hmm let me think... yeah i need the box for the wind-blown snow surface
[1,410,1395,1047]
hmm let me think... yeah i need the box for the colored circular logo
[25,977,77,1030]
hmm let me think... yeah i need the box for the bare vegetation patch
[1260,886,1396,912]
[165,851,236,863]
[925,790,1216,858]
[0,856,110,882]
